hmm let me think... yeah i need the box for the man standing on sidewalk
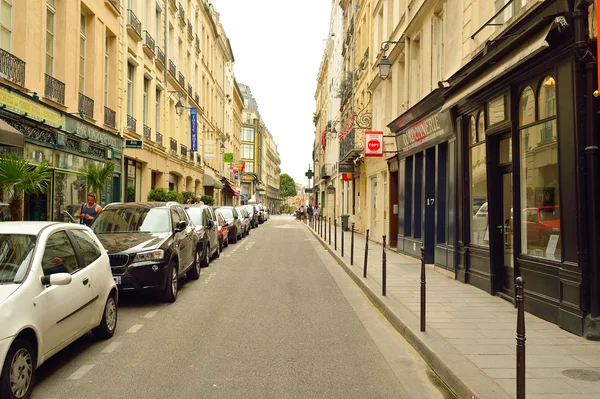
[307,203,314,222]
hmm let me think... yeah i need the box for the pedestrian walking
[76,192,102,227]
[307,204,314,222]
[314,205,320,219]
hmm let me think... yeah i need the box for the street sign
[224,152,234,162]
[190,108,198,152]
[305,188,313,193]
[338,162,353,173]
[364,131,383,157]
[125,139,143,149]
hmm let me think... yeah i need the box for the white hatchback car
[0,222,118,399]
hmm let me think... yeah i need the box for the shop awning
[221,177,240,196]
[240,194,248,201]
[440,20,558,113]
[203,173,224,189]
[0,118,24,148]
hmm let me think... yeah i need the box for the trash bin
[341,215,349,231]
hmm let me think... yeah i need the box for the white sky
[214,0,330,186]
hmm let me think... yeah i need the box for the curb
[304,222,512,399]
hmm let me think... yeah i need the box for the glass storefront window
[25,144,53,165]
[53,171,86,222]
[519,76,560,261]
[519,86,535,126]
[469,116,477,144]
[488,95,505,125]
[55,152,86,172]
[126,158,142,202]
[470,110,488,247]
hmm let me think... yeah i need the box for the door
[39,231,94,357]
[490,134,514,299]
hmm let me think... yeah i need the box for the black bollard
[516,277,526,399]
[351,223,355,266]
[329,218,332,245]
[341,220,344,257]
[323,216,326,241]
[420,247,426,332]
[319,215,322,237]
[334,218,337,250]
[363,229,370,278]
[382,235,387,296]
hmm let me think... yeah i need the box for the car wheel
[213,241,221,259]
[201,246,210,267]
[163,261,178,303]
[93,293,118,339]
[232,230,238,244]
[187,248,201,279]
[0,338,36,399]
[224,236,229,247]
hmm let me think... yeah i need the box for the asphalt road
[31,215,453,399]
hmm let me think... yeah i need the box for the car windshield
[539,207,560,221]
[219,208,234,219]
[0,234,36,284]
[185,208,204,226]
[92,208,169,234]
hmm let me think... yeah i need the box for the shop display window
[470,112,488,247]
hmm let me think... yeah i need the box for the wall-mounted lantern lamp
[377,40,403,80]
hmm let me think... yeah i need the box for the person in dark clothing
[307,204,314,222]
[76,192,102,227]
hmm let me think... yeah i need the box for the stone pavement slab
[303,218,600,399]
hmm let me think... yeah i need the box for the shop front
[442,6,593,335]
[0,86,122,222]
[389,90,456,270]
[221,177,240,206]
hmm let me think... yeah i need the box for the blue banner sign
[190,108,198,152]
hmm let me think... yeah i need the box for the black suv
[91,202,201,303]
[182,204,220,266]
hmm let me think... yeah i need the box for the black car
[183,204,220,265]
[214,206,243,243]
[244,205,259,228]
[91,202,201,303]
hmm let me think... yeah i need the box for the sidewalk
[301,218,600,399]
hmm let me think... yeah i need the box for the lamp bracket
[353,90,372,130]
[380,40,400,53]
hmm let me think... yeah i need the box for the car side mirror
[41,273,72,286]
[174,220,187,232]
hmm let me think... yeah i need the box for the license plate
[114,276,122,285]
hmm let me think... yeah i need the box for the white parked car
[0,222,118,399]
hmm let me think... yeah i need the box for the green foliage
[166,190,182,203]
[126,186,135,202]
[279,173,296,200]
[147,187,169,201]
[200,195,214,206]
[181,191,196,204]
[80,161,114,200]
[0,153,52,220]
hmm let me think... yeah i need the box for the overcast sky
[214,0,331,186]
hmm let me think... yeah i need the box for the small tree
[181,191,195,204]
[0,153,52,221]
[147,187,169,201]
[200,195,214,206]
[279,173,296,205]
[81,161,114,202]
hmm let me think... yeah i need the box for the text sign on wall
[364,131,384,157]
[190,108,198,152]
[204,139,215,160]
[395,111,453,154]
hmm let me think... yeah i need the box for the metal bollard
[382,235,387,296]
[351,223,355,265]
[420,247,426,332]
[319,215,322,237]
[363,229,370,278]
[329,217,332,245]
[334,218,337,250]
[516,277,526,399]
[341,220,344,257]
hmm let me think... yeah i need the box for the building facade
[0,0,123,221]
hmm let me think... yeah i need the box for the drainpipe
[574,0,599,318]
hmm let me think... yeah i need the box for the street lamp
[175,99,185,116]
[377,39,403,80]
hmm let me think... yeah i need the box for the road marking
[101,341,122,354]
[143,311,158,318]
[67,364,95,380]
[204,271,217,284]
[126,324,144,333]
[245,241,255,251]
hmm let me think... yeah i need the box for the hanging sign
[364,131,383,157]
[223,152,234,162]
[204,139,215,160]
[338,162,354,173]
[190,108,198,152]
[234,170,239,181]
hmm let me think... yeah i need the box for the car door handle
[82,277,89,285]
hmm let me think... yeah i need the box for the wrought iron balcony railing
[170,138,177,152]
[194,93,199,105]
[127,9,142,39]
[189,150,194,161]
[339,128,363,162]
[143,31,155,55]
[196,153,201,163]
[168,60,176,78]
[178,3,185,22]
[181,144,187,157]
[187,83,193,97]
[195,35,200,52]
[78,93,94,119]
[187,21,193,38]
[156,131,163,146]
[156,47,166,67]
[178,71,185,88]
[44,74,65,105]
[127,114,136,132]
[106,0,120,12]
[104,106,116,128]
[143,124,151,140]
[0,48,25,86]
[320,163,333,180]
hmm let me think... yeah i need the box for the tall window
[104,37,109,107]
[79,14,86,94]
[241,127,254,142]
[155,9,161,46]
[519,76,560,260]
[0,0,12,51]
[143,78,149,125]
[46,1,56,75]
[245,162,254,173]
[431,12,444,88]
[155,89,161,133]
[241,144,253,159]
[127,64,134,116]
[470,112,488,247]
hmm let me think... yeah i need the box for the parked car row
[0,201,269,399]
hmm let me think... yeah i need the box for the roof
[0,221,61,235]
[103,202,177,210]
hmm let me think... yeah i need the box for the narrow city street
[30,216,452,399]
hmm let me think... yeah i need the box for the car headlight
[133,249,165,263]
